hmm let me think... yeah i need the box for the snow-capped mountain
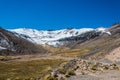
[9,27,110,46]
[9,28,94,46]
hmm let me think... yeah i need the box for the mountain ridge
[9,27,110,47]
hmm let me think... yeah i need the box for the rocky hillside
[0,28,48,55]
[59,24,120,61]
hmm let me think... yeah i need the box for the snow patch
[0,46,6,50]
[96,27,111,35]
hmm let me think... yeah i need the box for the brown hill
[0,27,48,55]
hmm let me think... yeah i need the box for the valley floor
[0,54,69,80]
[0,54,75,62]
[0,54,120,80]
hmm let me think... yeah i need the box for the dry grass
[43,45,70,53]
[0,59,66,80]
[53,49,89,57]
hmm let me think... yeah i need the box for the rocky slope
[60,24,120,61]
[0,28,48,55]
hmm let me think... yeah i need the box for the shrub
[68,70,76,75]
[58,69,66,74]
[65,74,70,78]
[48,76,58,80]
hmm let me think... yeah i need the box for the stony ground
[105,47,120,62]
[67,70,120,80]
[1,55,120,80]
[49,58,120,80]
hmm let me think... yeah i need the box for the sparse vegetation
[0,59,66,80]
[91,64,97,71]
[0,56,9,61]
[65,74,71,78]
[67,70,76,76]
[53,49,89,57]
[47,76,58,80]
[58,69,66,74]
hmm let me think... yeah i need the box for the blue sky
[0,0,120,30]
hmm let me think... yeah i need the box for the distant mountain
[58,28,111,45]
[9,27,109,47]
[0,28,48,55]
[1,23,120,61]
[64,24,120,61]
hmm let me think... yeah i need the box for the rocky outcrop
[46,59,119,80]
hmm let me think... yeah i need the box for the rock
[51,70,58,77]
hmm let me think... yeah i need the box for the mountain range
[0,23,120,59]
[9,27,110,47]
